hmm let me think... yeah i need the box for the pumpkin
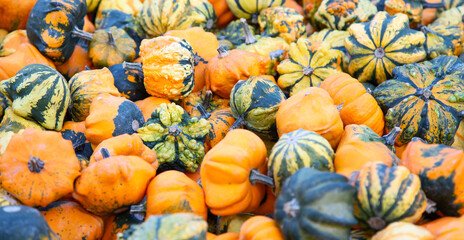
[284,0,305,15]
[205,108,236,150]
[1,64,71,130]
[56,39,93,79]
[214,233,239,240]
[204,46,267,99]
[238,216,284,240]
[89,26,137,68]
[226,0,285,23]
[335,124,400,179]
[258,6,306,43]
[275,167,357,240]
[277,37,342,96]
[40,201,104,240]
[319,72,385,135]
[276,87,344,149]
[269,129,335,195]
[118,213,207,240]
[353,161,427,230]
[216,19,257,46]
[453,120,464,150]
[345,11,427,84]
[0,30,55,81]
[201,129,271,216]
[108,63,149,101]
[382,0,442,27]
[69,68,121,121]
[229,76,286,134]
[164,27,219,93]
[27,0,91,63]
[95,0,143,23]
[73,148,156,215]
[372,222,433,240]
[182,88,229,118]
[190,0,217,31]
[144,170,207,220]
[307,28,350,70]
[0,0,37,31]
[303,0,324,28]
[135,96,171,121]
[61,120,93,168]
[314,0,377,30]
[137,102,210,173]
[0,128,80,207]
[373,55,464,147]
[90,133,157,166]
[0,205,57,240]
[422,215,464,239]
[400,138,464,216]
[208,0,235,28]
[102,210,143,240]
[84,93,145,148]
[217,213,254,234]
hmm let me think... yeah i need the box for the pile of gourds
[1,0,464,239]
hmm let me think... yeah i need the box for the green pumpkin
[108,63,149,102]
[216,19,257,46]
[226,0,285,23]
[0,205,57,240]
[190,0,217,31]
[0,64,71,130]
[118,213,207,240]
[229,76,286,134]
[26,0,90,63]
[275,167,357,240]
[373,55,464,146]
[258,6,306,43]
[345,11,427,84]
[269,129,335,195]
[137,102,210,173]
[315,0,377,30]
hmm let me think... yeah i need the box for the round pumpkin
[181,88,229,118]
[205,108,236,151]
[238,216,284,240]
[102,210,143,240]
[226,0,285,23]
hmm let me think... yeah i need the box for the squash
[0,128,80,207]
[372,222,433,240]
[61,121,93,168]
[182,88,229,118]
[275,167,357,240]
[373,55,464,147]
[353,161,427,230]
[208,0,235,28]
[0,205,57,240]
[0,0,37,31]
[217,213,254,234]
[214,233,239,240]
[238,216,284,240]
[69,68,121,121]
[201,129,271,216]
[190,0,217,31]
[383,0,443,28]
[87,0,101,12]
[135,96,171,121]
[137,102,210,173]
[0,30,55,81]
[284,0,304,15]
[205,108,236,151]
[0,90,9,120]
[276,87,344,149]
[73,148,156,216]
[226,0,285,23]
[216,19,257,46]
[27,0,91,63]
[314,0,377,30]
[345,11,427,84]
[108,63,149,101]
[422,215,464,239]
[56,39,93,79]
[102,211,143,240]
[40,201,104,240]
[307,28,350,70]
[303,0,324,28]
[229,76,286,134]
[258,6,306,43]
[269,129,335,195]
[96,0,143,23]
[277,37,342,96]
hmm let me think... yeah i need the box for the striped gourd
[190,0,217,31]
[268,129,335,195]
[226,0,285,23]
[444,0,464,9]
[314,0,377,31]
[354,162,427,231]
[1,64,71,130]
[345,11,426,84]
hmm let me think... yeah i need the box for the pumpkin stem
[228,116,245,131]
[123,61,144,79]
[367,217,386,230]
[374,47,385,58]
[249,169,274,187]
[422,2,444,8]
[100,148,111,159]
[206,19,215,31]
[28,156,45,173]
[269,49,285,60]
[169,125,182,137]
[217,46,229,58]
[302,66,314,76]
[71,26,93,41]
[107,31,116,46]
[195,103,211,119]
[129,203,147,214]
[84,66,91,71]
[336,102,344,111]
[203,90,213,110]
[383,127,401,146]
[240,18,257,45]
[426,198,437,214]
[283,198,300,218]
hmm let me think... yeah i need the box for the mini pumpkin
[108,63,149,101]
[0,0,37,31]
[315,0,377,30]
[422,215,464,239]
[238,216,284,240]
[135,96,171,121]
[258,6,306,43]
[217,213,254,234]
[307,28,350,70]
[205,108,236,150]
[216,19,257,46]
[208,0,235,28]
[372,222,433,240]
[56,39,94,79]
[190,0,218,31]
[95,0,143,23]
[182,89,229,118]
[226,0,285,23]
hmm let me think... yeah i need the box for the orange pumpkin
[252,186,277,215]
[60,120,93,170]
[215,232,240,240]
[239,216,285,240]
[276,87,344,149]
[135,96,171,121]
[319,72,385,135]
[422,216,464,240]
[205,108,236,151]
[208,0,236,27]
[181,88,230,118]
[0,0,37,31]
[0,128,80,207]
[40,201,104,240]
[284,0,305,15]
[56,41,94,79]
[145,170,207,220]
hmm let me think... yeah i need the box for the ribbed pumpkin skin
[89,27,137,68]
[0,205,56,240]
[230,76,286,133]
[354,162,427,231]
[314,0,377,31]
[258,6,305,43]
[373,55,464,147]
[320,72,384,136]
[307,28,350,70]
[269,129,335,195]
[26,0,87,63]
[226,0,285,20]
[2,64,71,130]
[190,0,217,31]
[345,11,426,84]
[141,36,195,100]
[275,168,357,240]
[401,138,464,216]
[372,222,433,240]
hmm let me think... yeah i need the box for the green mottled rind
[258,6,305,42]
[216,19,257,46]
[190,0,217,31]
[373,55,464,146]
[230,76,286,133]
[348,124,396,153]
[2,64,71,131]
[137,103,210,173]
[269,129,335,195]
[345,11,426,84]
[275,168,357,240]
[118,213,207,240]
[226,0,285,20]
[315,0,377,31]
[307,28,350,70]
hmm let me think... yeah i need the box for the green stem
[217,46,229,58]
[383,127,401,146]
[195,103,211,119]
[240,18,257,45]
[71,26,93,41]
[249,169,274,187]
